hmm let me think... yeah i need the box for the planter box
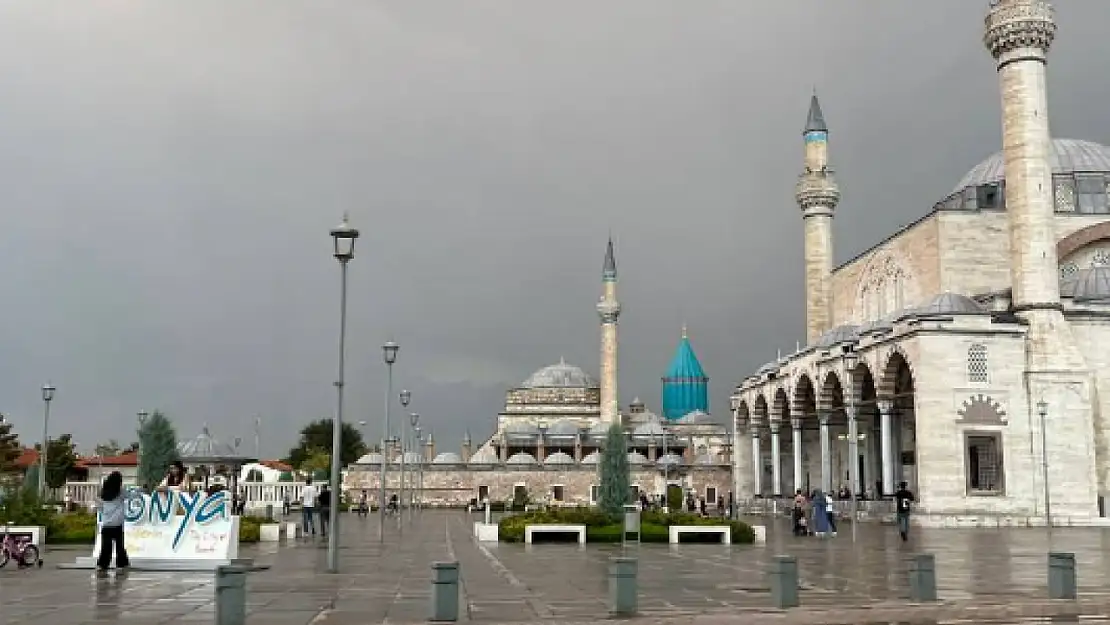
[752,525,766,544]
[473,522,499,542]
[283,521,299,539]
[259,524,281,542]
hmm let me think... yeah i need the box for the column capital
[748,423,761,438]
[818,410,833,426]
[790,417,803,430]
[845,404,858,421]
[877,398,894,414]
[769,422,781,434]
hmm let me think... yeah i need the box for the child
[95,471,131,574]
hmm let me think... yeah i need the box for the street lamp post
[380,341,399,543]
[137,410,149,488]
[328,213,359,574]
[38,383,56,500]
[399,390,411,519]
[413,426,423,512]
[842,350,859,542]
[1037,400,1050,528]
[408,412,419,516]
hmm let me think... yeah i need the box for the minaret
[795,92,840,343]
[596,237,621,424]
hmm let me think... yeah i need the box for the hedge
[498,507,755,544]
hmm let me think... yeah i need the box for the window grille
[967,344,989,384]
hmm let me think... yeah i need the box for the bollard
[1048,552,1077,600]
[265,504,274,521]
[908,553,937,602]
[768,555,799,609]
[431,562,460,622]
[215,566,248,625]
[608,557,637,616]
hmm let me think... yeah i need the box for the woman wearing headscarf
[810,489,831,537]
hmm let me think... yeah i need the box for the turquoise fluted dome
[661,328,709,420]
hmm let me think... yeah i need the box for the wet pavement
[3,511,1110,623]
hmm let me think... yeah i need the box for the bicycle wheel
[19,545,39,567]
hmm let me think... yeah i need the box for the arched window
[967,344,989,384]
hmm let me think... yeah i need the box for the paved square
[5,511,1110,623]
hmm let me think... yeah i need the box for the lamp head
[42,382,56,402]
[399,389,411,407]
[137,409,149,426]
[329,213,359,262]
[1037,400,1048,417]
[382,340,399,365]
[842,349,858,372]
[409,412,419,427]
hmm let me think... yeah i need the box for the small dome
[432,452,464,464]
[504,422,540,439]
[506,452,538,465]
[675,410,716,425]
[1062,266,1110,302]
[545,420,580,436]
[859,312,898,334]
[357,452,386,465]
[580,451,600,464]
[392,451,423,464]
[627,451,649,465]
[588,422,613,439]
[910,292,985,317]
[632,421,666,437]
[468,450,500,465]
[953,139,1110,195]
[815,324,860,348]
[657,453,683,467]
[543,451,576,465]
[521,359,597,388]
[177,426,248,463]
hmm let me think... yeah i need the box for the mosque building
[344,240,733,507]
[731,0,1110,526]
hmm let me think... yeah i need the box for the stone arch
[772,387,790,423]
[753,393,769,423]
[819,370,844,411]
[792,373,817,419]
[1057,222,1110,261]
[877,347,916,400]
[848,360,877,405]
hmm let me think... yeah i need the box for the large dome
[953,139,1110,195]
[521,359,596,388]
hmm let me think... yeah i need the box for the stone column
[791,417,804,495]
[878,399,895,496]
[846,404,859,495]
[750,424,762,496]
[647,439,657,461]
[819,411,832,493]
[770,422,782,497]
[499,434,508,462]
[574,435,583,462]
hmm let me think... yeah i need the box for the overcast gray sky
[0,1,1107,458]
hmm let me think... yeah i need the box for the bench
[668,525,731,544]
[524,523,586,544]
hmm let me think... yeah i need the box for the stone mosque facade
[731,0,1110,527]
[344,240,734,507]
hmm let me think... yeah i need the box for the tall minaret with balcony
[597,238,621,424]
[795,92,840,343]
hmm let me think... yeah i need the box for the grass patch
[498,507,754,544]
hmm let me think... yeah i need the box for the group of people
[296,478,333,537]
[95,460,193,574]
[790,481,916,541]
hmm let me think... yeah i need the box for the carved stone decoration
[957,394,1008,425]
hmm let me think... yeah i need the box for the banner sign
[91,489,239,561]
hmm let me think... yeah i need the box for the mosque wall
[936,212,1011,296]
[1065,318,1110,497]
[829,214,940,327]
[342,466,733,507]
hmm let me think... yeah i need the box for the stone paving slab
[5,512,1110,623]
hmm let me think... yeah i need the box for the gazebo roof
[177,426,254,465]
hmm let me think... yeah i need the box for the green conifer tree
[598,422,630,516]
[138,411,178,490]
[0,415,20,475]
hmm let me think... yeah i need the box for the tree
[0,415,20,475]
[138,410,178,490]
[285,419,366,469]
[34,434,78,489]
[299,448,332,478]
[598,423,631,516]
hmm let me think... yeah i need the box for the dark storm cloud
[0,1,1105,455]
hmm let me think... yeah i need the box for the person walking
[300,478,319,537]
[810,489,831,537]
[894,481,915,541]
[95,471,131,574]
[318,484,332,538]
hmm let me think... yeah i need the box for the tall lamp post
[1037,400,1050,528]
[399,390,411,518]
[842,350,859,542]
[328,213,359,573]
[137,410,149,488]
[38,382,56,500]
[414,426,423,512]
[408,412,420,516]
[380,341,399,543]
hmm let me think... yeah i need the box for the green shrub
[498,507,755,544]
[47,512,97,544]
[239,516,262,543]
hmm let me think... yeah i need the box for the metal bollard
[1048,552,1077,600]
[768,555,799,609]
[908,553,937,602]
[431,562,460,622]
[215,566,248,625]
[608,557,638,616]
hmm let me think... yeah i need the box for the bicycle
[0,522,42,569]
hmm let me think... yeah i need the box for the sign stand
[622,504,641,545]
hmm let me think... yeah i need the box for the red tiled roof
[76,451,139,468]
[259,459,293,472]
[15,448,38,469]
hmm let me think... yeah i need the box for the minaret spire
[796,90,840,343]
[596,237,621,424]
